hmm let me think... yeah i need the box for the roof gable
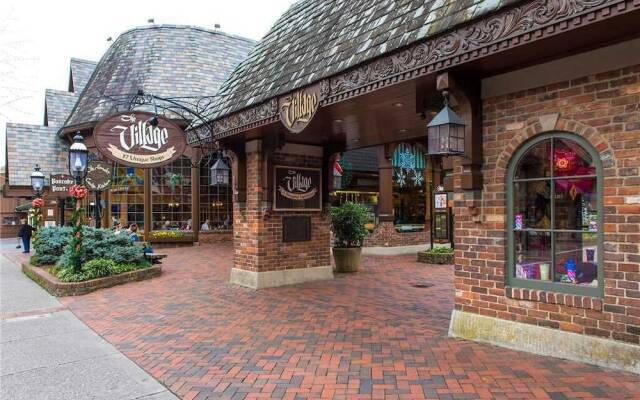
[44,89,78,127]
[69,58,97,93]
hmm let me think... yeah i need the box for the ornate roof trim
[205,0,637,143]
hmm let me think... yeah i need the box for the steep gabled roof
[44,89,78,127]
[69,58,97,93]
[6,123,68,186]
[63,25,255,131]
[207,0,518,120]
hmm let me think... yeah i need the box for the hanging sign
[274,166,322,211]
[50,174,75,193]
[85,161,113,191]
[278,84,320,133]
[94,111,187,168]
[434,192,448,209]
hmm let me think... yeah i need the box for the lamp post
[30,164,45,197]
[426,91,466,250]
[68,132,89,273]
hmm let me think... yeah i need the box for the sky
[0,0,296,169]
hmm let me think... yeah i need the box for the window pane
[554,178,598,231]
[553,138,595,177]
[515,139,551,179]
[514,231,552,280]
[554,232,598,286]
[513,181,551,230]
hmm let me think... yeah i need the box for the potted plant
[330,202,368,272]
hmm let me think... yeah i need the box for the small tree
[330,202,369,248]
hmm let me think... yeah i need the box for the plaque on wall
[94,111,187,168]
[282,216,311,243]
[273,166,322,211]
[85,161,113,191]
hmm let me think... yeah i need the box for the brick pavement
[53,244,640,399]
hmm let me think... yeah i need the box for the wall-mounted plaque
[278,84,320,133]
[282,216,311,243]
[85,161,113,191]
[273,166,322,211]
[50,174,75,193]
[434,192,448,209]
[94,111,187,168]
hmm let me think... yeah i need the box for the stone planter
[332,247,362,272]
[22,263,161,296]
[417,251,454,264]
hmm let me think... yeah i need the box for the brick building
[3,0,640,373]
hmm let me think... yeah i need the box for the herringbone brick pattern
[55,244,640,399]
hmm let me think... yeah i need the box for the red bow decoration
[32,198,44,208]
[69,184,89,200]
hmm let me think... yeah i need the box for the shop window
[507,133,603,297]
[199,157,233,231]
[110,165,145,230]
[151,156,192,231]
[392,143,426,230]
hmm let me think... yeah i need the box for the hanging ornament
[569,184,578,201]
[32,198,44,208]
[69,184,89,200]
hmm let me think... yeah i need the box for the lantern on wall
[427,91,466,156]
[30,164,45,196]
[210,157,230,186]
[69,132,88,184]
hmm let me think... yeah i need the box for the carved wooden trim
[205,0,635,141]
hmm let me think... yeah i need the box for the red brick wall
[199,231,233,244]
[363,221,428,247]
[233,144,331,272]
[454,65,640,344]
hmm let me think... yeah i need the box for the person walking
[17,219,35,254]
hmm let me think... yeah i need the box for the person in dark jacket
[17,219,35,253]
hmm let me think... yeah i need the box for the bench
[135,242,167,264]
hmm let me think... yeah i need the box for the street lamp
[69,132,88,184]
[30,164,45,197]
[426,91,466,156]
[210,156,230,186]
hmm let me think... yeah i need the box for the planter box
[148,235,194,244]
[22,263,161,296]
[417,251,454,265]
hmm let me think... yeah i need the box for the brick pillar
[230,141,333,289]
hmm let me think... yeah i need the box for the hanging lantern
[427,91,466,156]
[210,157,230,186]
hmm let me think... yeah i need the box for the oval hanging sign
[93,111,187,168]
[85,161,113,191]
[278,84,320,133]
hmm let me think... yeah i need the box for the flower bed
[417,247,454,264]
[148,230,194,243]
[22,262,161,296]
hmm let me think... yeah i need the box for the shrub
[330,202,369,248]
[57,267,86,282]
[112,260,152,274]
[32,226,73,265]
[81,258,117,280]
[424,246,454,254]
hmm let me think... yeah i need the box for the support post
[377,145,394,222]
[143,169,152,241]
[191,164,200,243]
[58,198,65,226]
[94,191,101,228]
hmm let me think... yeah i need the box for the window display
[508,134,602,296]
[110,165,145,230]
[151,156,192,231]
[199,157,233,231]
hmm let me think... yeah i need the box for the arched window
[507,133,603,297]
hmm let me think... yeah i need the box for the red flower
[32,198,44,208]
[69,185,89,199]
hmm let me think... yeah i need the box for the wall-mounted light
[426,91,466,156]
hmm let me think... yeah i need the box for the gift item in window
[534,210,550,229]
[516,261,542,280]
[515,213,524,230]
[555,258,597,285]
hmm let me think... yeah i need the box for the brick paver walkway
[58,244,640,399]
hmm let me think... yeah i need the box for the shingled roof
[6,123,68,186]
[207,0,518,120]
[63,25,255,131]
[69,58,97,93]
[44,89,78,127]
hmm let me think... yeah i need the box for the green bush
[330,202,369,248]
[112,260,151,274]
[56,227,145,269]
[81,258,117,280]
[57,267,86,282]
[32,226,73,265]
[425,246,454,254]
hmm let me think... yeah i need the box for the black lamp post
[30,164,45,197]
[426,91,466,250]
[69,132,88,184]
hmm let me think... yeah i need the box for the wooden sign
[278,84,320,133]
[85,161,113,191]
[273,166,322,211]
[50,174,75,193]
[94,111,187,168]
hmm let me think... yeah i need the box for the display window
[199,157,233,231]
[110,165,145,230]
[151,156,192,231]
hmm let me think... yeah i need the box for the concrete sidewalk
[0,249,177,400]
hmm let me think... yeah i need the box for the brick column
[230,141,333,289]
